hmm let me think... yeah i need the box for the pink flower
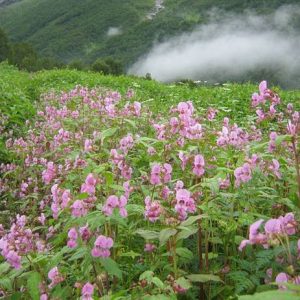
[71,200,87,217]
[81,174,97,195]
[38,213,46,225]
[119,134,134,154]
[234,163,252,187]
[81,282,94,300]
[84,139,93,152]
[79,224,91,241]
[239,219,268,250]
[175,189,196,220]
[144,196,162,222]
[192,155,205,177]
[276,272,289,290]
[67,228,78,248]
[91,235,113,258]
[150,164,161,185]
[48,267,64,288]
[102,195,128,218]
[150,163,172,185]
[6,250,21,269]
[42,162,56,184]
[144,243,156,252]
[179,152,189,171]
[268,159,281,179]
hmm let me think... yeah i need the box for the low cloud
[129,5,300,87]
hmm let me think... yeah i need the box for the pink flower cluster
[217,118,249,148]
[51,184,72,218]
[144,196,162,222]
[81,282,94,300]
[234,163,252,187]
[110,149,133,180]
[42,162,56,184]
[178,152,205,177]
[175,189,196,220]
[251,81,281,122]
[153,101,203,143]
[91,235,114,258]
[67,228,78,248]
[239,213,297,251]
[48,266,64,288]
[150,163,172,185]
[0,215,44,269]
[102,195,128,217]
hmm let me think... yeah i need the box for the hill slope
[0,0,299,67]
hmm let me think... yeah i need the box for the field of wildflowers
[0,65,299,299]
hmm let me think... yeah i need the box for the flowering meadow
[0,67,300,299]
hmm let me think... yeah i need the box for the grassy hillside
[1,61,300,163]
[0,0,299,66]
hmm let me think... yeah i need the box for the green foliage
[0,0,298,68]
[0,27,10,62]
[91,57,123,75]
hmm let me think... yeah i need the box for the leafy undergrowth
[0,66,300,299]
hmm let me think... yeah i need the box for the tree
[0,28,10,62]
[91,57,123,75]
[8,43,38,71]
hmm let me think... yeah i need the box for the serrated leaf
[101,128,118,143]
[187,274,222,283]
[238,290,299,300]
[69,247,87,261]
[176,226,198,241]
[176,247,194,260]
[175,277,192,290]
[159,228,177,246]
[139,270,154,282]
[100,258,122,279]
[0,262,10,274]
[152,277,165,289]
[135,229,159,240]
[27,271,41,300]
[180,215,204,227]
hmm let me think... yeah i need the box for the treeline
[0,28,124,75]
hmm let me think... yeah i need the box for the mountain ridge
[0,0,299,68]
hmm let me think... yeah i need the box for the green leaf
[175,277,192,290]
[104,171,114,186]
[27,271,41,300]
[100,258,122,279]
[176,226,198,241]
[120,250,141,259]
[101,128,118,143]
[135,229,159,240]
[69,247,88,261]
[0,277,12,290]
[77,192,89,199]
[275,135,292,146]
[180,215,204,227]
[238,290,300,300]
[186,274,222,283]
[152,277,165,289]
[159,228,177,246]
[139,270,154,282]
[176,247,194,260]
[0,262,10,274]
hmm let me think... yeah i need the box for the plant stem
[198,218,205,300]
[291,137,300,206]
